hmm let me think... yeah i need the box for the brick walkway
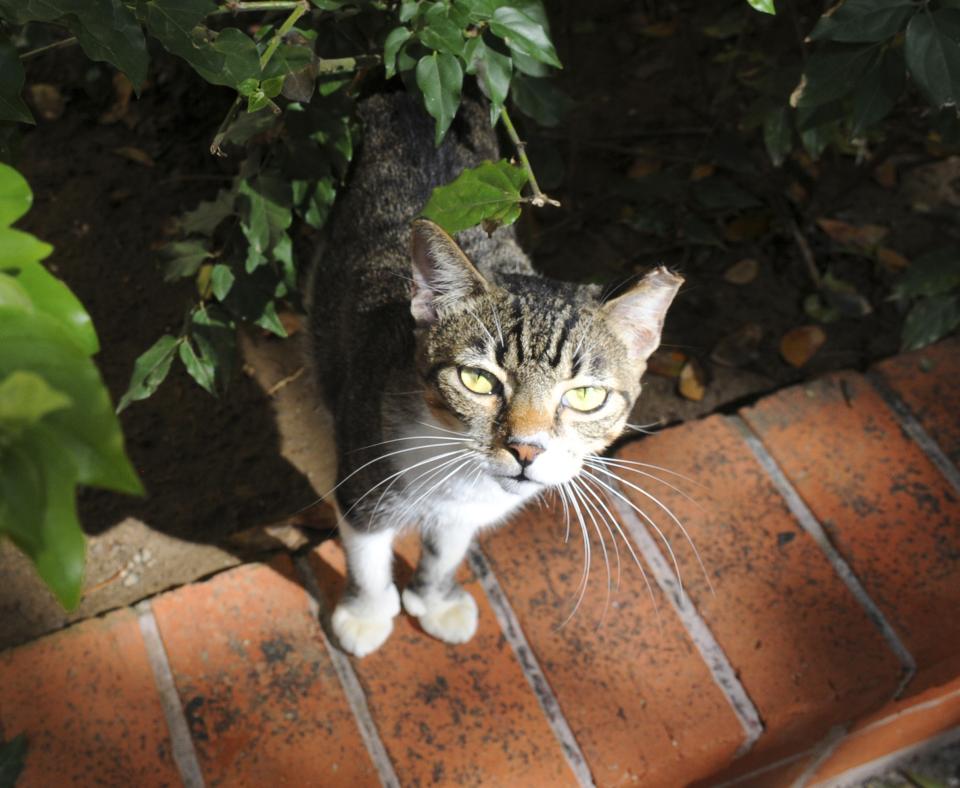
[1,339,958,787]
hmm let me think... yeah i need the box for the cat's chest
[419,473,530,528]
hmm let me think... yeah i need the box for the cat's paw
[331,585,400,657]
[402,587,478,644]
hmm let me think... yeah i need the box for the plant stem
[316,54,381,74]
[20,36,78,60]
[212,1,305,13]
[210,97,244,157]
[499,106,559,208]
[259,0,309,69]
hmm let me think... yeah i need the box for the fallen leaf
[723,257,759,284]
[821,271,872,316]
[690,163,715,181]
[877,247,910,271]
[113,146,155,167]
[647,349,687,378]
[816,218,888,251]
[28,83,64,121]
[711,324,763,367]
[873,159,897,189]
[724,212,770,242]
[627,158,662,179]
[678,359,707,401]
[100,73,136,126]
[780,325,826,367]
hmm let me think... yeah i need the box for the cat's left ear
[600,267,683,363]
[410,219,489,325]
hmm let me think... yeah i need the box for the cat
[308,92,682,657]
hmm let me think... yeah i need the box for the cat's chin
[494,476,544,495]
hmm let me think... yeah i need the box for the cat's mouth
[495,473,544,493]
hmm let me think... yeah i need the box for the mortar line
[790,725,848,788]
[135,601,205,788]
[467,545,596,788]
[731,416,917,697]
[293,554,400,788]
[867,370,960,496]
[604,494,765,757]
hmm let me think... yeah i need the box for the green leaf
[510,74,573,127]
[905,9,960,109]
[179,189,235,235]
[467,40,512,122]
[901,294,960,350]
[852,46,905,134]
[745,0,775,14]
[416,51,464,145]
[384,27,412,79]
[0,734,27,788]
[810,0,914,43]
[0,308,141,494]
[418,3,466,56]
[0,162,33,225]
[191,306,235,387]
[0,371,71,437]
[178,337,215,395]
[238,174,293,272]
[421,159,529,234]
[163,240,211,282]
[763,106,793,166]
[489,6,561,68]
[0,273,33,311]
[117,333,179,412]
[0,41,33,124]
[292,176,337,229]
[798,45,880,107]
[211,264,235,301]
[892,247,960,299]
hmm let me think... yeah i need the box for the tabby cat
[309,93,682,656]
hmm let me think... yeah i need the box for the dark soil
[12,0,960,548]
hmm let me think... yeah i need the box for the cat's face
[410,220,682,494]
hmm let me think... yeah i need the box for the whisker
[586,464,714,596]
[624,420,664,435]
[589,455,703,488]
[349,434,469,453]
[415,420,467,437]
[371,451,468,523]
[576,478,622,591]
[394,456,477,526]
[585,458,705,512]
[570,479,612,628]
[555,484,572,543]
[557,481,592,629]
[579,468,687,600]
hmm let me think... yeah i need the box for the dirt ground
[3,0,958,649]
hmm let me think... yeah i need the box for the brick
[612,416,903,774]
[873,338,960,464]
[700,753,816,788]
[151,557,377,787]
[308,537,578,788]
[481,498,744,785]
[0,608,179,787]
[810,675,960,785]
[741,372,960,694]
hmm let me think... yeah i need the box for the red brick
[702,753,816,788]
[151,557,377,786]
[0,608,179,787]
[741,372,960,694]
[308,536,578,788]
[481,498,744,786]
[612,416,902,774]
[873,338,960,463]
[810,675,960,784]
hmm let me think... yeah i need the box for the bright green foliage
[0,163,141,609]
[422,159,529,233]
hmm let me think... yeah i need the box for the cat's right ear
[410,219,489,326]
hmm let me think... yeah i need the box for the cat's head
[410,219,682,494]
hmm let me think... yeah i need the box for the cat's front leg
[402,522,479,644]
[331,521,400,657]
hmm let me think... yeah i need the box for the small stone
[122,572,140,587]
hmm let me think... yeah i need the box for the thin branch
[20,37,78,60]
[259,0,309,69]
[210,96,244,157]
[316,54,381,74]
[211,1,305,13]
[499,106,560,208]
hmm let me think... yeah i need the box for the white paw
[403,587,478,644]
[331,586,400,657]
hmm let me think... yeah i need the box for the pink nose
[508,442,544,466]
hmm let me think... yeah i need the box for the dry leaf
[877,247,910,271]
[724,213,770,242]
[678,359,707,401]
[873,159,897,190]
[711,324,763,367]
[100,73,135,126]
[627,158,662,179]
[690,163,715,181]
[815,218,888,250]
[723,257,759,285]
[113,146,155,167]
[647,349,687,378]
[780,325,826,367]
[28,83,64,121]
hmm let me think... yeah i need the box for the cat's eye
[563,386,607,412]
[459,367,497,395]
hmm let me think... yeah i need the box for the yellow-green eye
[563,386,607,412]
[459,367,496,395]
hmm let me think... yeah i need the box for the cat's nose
[507,440,544,467]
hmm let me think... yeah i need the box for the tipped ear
[601,267,683,363]
[410,219,489,325]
